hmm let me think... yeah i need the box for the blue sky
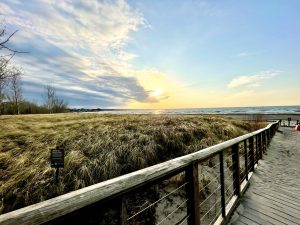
[1,0,299,108]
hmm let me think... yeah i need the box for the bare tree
[0,57,12,114]
[0,58,7,101]
[0,22,26,55]
[44,85,55,113]
[7,67,23,114]
[0,23,22,82]
[43,85,68,113]
[0,22,26,114]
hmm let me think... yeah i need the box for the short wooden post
[244,140,248,181]
[119,197,127,225]
[55,168,59,183]
[297,120,299,125]
[288,118,291,127]
[249,136,255,172]
[186,162,200,225]
[231,144,241,196]
[279,119,282,126]
[267,129,270,145]
[219,152,226,217]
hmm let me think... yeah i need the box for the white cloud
[0,0,155,107]
[2,0,145,52]
[236,52,258,57]
[237,52,251,57]
[228,70,281,88]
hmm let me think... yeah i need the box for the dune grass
[0,113,261,214]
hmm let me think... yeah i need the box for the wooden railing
[0,122,279,225]
[244,117,299,127]
[278,119,299,127]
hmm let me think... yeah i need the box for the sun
[151,88,163,97]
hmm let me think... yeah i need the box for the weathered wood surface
[230,127,300,225]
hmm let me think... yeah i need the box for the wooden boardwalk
[229,127,300,225]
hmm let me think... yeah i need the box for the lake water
[98,105,300,115]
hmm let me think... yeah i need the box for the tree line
[0,23,68,115]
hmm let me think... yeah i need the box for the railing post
[231,144,241,196]
[261,132,264,154]
[259,133,263,159]
[119,197,127,225]
[249,136,255,172]
[244,140,248,181]
[219,152,226,217]
[186,162,200,225]
[270,126,273,137]
[255,135,259,163]
[264,131,266,151]
[262,132,264,154]
[267,129,270,145]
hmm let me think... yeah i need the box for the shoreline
[80,112,300,121]
[222,113,300,121]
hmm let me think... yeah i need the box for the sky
[0,0,299,109]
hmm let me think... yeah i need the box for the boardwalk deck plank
[272,188,300,200]
[252,190,300,207]
[253,189,300,203]
[251,185,300,201]
[248,192,300,213]
[245,208,287,225]
[251,192,300,211]
[242,210,276,225]
[246,194,300,218]
[242,199,299,224]
[234,215,260,225]
[244,195,300,220]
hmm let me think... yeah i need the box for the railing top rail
[0,121,279,225]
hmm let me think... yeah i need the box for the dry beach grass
[0,113,262,214]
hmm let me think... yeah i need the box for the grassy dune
[0,113,260,214]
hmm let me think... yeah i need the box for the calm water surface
[97,106,300,115]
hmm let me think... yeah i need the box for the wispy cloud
[236,52,257,57]
[237,52,251,57]
[228,70,281,88]
[0,0,154,107]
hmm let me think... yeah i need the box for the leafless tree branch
[0,30,18,46]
